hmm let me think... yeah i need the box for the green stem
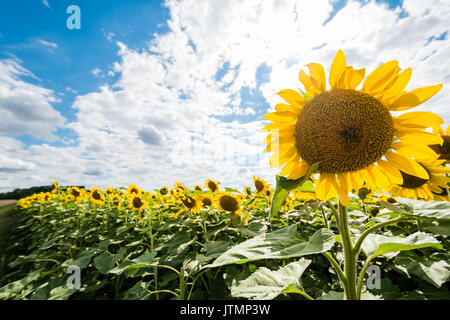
[320,204,329,229]
[339,203,357,300]
[356,254,376,299]
[179,266,186,300]
[322,252,347,287]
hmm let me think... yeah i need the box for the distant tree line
[0,186,85,200]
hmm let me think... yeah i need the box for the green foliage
[0,190,449,300]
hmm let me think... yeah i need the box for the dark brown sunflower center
[295,88,394,173]
[432,186,448,196]
[202,197,212,206]
[92,191,101,200]
[130,188,139,194]
[182,197,196,209]
[219,195,239,212]
[195,186,202,191]
[399,163,430,189]
[132,197,144,208]
[429,135,450,161]
[254,180,264,192]
[71,189,80,197]
[160,187,168,195]
[208,181,218,192]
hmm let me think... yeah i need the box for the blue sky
[0,0,449,192]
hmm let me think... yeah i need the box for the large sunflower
[387,159,449,201]
[263,50,444,206]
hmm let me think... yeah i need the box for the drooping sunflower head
[253,176,269,194]
[201,194,214,208]
[216,192,243,216]
[180,195,202,213]
[130,194,147,212]
[194,185,203,191]
[387,159,449,201]
[90,187,104,204]
[431,124,450,163]
[205,179,220,193]
[51,179,58,192]
[127,184,142,196]
[263,50,444,206]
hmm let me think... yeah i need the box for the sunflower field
[1,50,450,301]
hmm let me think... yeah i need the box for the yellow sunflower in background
[90,187,104,205]
[127,184,142,196]
[244,186,253,198]
[205,179,220,193]
[68,187,86,202]
[253,176,270,195]
[51,179,58,193]
[263,50,444,206]
[431,124,450,162]
[174,182,187,191]
[180,195,202,213]
[130,193,148,212]
[292,190,317,201]
[201,194,214,208]
[194,185,203,191]
[387,159,449,201]
[160,186,169,195]
[109,194,122,210]
[216,192,243,216]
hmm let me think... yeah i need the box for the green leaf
[48,286,77,300]
[230,259,311,300]
[122,280,151,300]
[269,162,319,219]
[361,232,443,259]
[395,253,450,288]
[204,240,235,259]
[395,198,450,220]
[204,225,335,268]
[61,250,94,269]
[0,270,42,299]
[318,291,345,300]
[93,252,117,274]
[109,252,157,275]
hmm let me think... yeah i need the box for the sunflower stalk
[338,203,358,300]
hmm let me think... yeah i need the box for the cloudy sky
[0,0,449,192]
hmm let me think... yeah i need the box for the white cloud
[2,0,449,192]
[42,0,51,9]
[0,59,66,140]
[37,39,58,49]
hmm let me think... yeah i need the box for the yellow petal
[396,130,444,145]
[369,165,390,189]
[261,122,293,131]
[377,159,403,185]
[280,155,300,176]
[362,60,399,94]
[287,162,310,180]
[277,89,306,108]
[263,111,298,122]
[329,50,346,89]
[307,63,326,92]
[347,68,366,90]
[385,151,429,180]
[275,103,301,114]
[391,141,438,160]
[394,111,444,129]
[299,69,312,92]
[389,84,443,111]
[337,173,349,206]
[378,68,412,101]
[315,175,330,200]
